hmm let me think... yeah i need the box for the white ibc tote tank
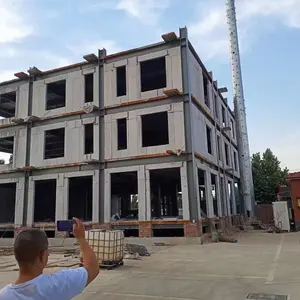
[84,229,125,264]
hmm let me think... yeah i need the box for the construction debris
[125,244,150,256]
[124,253,140,260]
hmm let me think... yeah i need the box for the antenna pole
[225,0,254,216]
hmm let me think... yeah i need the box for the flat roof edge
[0,40,180,87]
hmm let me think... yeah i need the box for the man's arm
[73,217,100,286]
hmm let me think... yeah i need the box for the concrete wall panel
[104,103,185,160]
[30,117,100,167]
[104,47,182,107]
[0,126,27,171]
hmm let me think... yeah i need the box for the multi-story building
[0,28,241,238]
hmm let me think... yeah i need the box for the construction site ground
[0,232,299,299]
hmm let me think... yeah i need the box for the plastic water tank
[84,230,124,264]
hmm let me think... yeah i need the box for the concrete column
[215,175,222,217]
[225,177,231,216]
[138,165,146,221]
[219,176,227,216]
[180,27,200,222]
[92,171,99,223]
[103,170,111,223]
[55,174,65,221]
[205,171,214,218]
[145,169,151,220]
[180,162,190,220]
[63,177,69,220]
[229,180,236,215]
[26,178,34,226]
[14,177,25,227]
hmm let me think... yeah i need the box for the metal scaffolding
[225,0,255,216]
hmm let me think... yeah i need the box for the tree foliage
[252,148,288,204]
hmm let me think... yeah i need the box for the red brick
[99,223,112,230]
[139,222,152,237]
[184,222,200,237]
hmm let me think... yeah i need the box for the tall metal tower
[225,0,255,216]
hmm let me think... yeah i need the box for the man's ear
[39,250,46,263]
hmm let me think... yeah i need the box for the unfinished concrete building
[0,28,241,238]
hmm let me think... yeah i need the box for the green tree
[252,148,288,204]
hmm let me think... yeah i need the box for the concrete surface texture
[0,232,299,300]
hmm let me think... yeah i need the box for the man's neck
[15,268,43,285]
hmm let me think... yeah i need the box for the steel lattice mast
[225,0,254,216]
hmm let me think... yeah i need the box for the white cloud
[0,0,33,44]
[0,70,17,83]
[116,0,170,25]
[68,40,122,56]
[188,0,300,61]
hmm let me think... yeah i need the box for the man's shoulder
[0,285,13,299]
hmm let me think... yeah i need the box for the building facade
[0,28,241,238]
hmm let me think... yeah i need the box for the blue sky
[1,0,300,170]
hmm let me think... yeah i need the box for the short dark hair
[14,229,48,265]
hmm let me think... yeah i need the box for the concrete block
[32,80,46,117]
[137,50,167,62]
[81,67,95,75]
[171,55,182,91]
[17,83,29,119]
[167,47,180,56]
[127,57,139,100]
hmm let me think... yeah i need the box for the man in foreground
[0,218,99,299]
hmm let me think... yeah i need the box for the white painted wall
[104,47,182,106]
[30,117,99,167]
[32,68,99,118]
[27,170,99,225]
[0,126,27,171]
[104,102,185,160]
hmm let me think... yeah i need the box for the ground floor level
[0,157,241,237]
[0,232,297,299]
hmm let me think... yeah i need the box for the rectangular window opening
[150,168,182,218]
[44,128,65,159]
[217,136,221,161]
[116,66,127,97]
[0,183,16,224]
[117,118,127,150]
[140,57,166,92]
[225,143,229,166]
[46,80,66,110]
[233,151,238,171]
[214,94,219,119]
[206,125,212,155]
[142,111,169,147]
[230,119,235,138]
[85,74,94,103]
[0,91,16,119]
[68,176,93,221]
[84,124,94,154]
[228,181,233,215]
[34,179,56,222]
[198,169,207,217]
[203,75,209,108]
[111,171,138,220]
[211,174,218,217]
[0,136,14,166]
[222,106,226,127]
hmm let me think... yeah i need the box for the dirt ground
[0,232,299,300]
